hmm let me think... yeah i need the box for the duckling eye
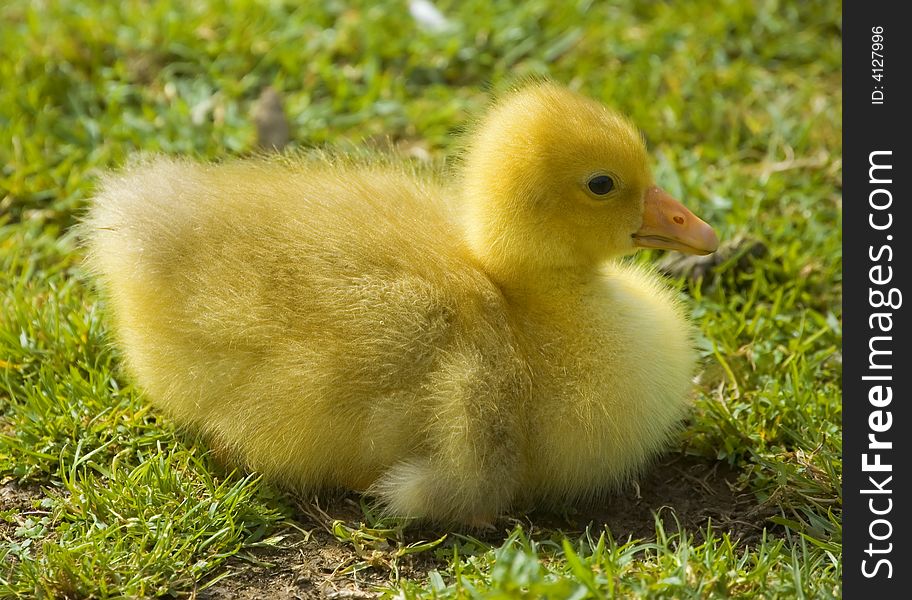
[587,175,615,196]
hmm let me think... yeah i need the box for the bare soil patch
[0,480,46,540]
[0,480,49,576]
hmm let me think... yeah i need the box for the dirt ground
[0,480,48,579]
[1,481,46,536]
[193,453,774,599]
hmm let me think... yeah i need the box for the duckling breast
[516,261,697,503]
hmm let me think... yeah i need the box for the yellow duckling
[83,83,718,524]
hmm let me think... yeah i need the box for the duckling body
[84,84,717,523]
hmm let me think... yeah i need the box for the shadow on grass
[197,452,776,599]
[520,453,774,545]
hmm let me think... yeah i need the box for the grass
[1,0,841,597]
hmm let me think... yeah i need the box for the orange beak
[632,186,719,255]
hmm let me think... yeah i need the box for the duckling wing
[82,157,525,498]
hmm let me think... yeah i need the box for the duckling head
[461,83,718,285]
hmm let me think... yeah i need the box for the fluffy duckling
[83,83,718,524]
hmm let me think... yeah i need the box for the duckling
[82,83,718,524]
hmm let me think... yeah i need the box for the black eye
[587,175,615,195]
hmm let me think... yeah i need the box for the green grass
[1,0,841,597]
